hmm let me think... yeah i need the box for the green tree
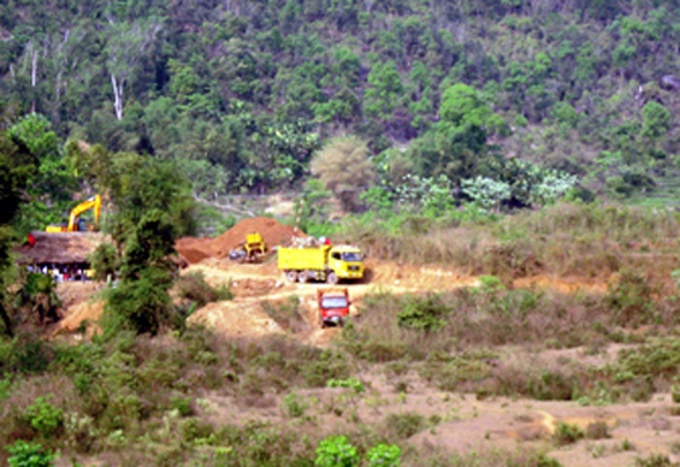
[0,130,38,336]
[412,83,505,182]
[103,154,195,335]
[640,101,672,141]
[364,60,403,120]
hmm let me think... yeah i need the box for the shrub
[23,397,63,439]
[366,443,401,466]
[326,378,365,393]
[617,339,680,384]
[585,421,610,440]
[170,396,193,417]
[634,454,673,467]
[302,350,350,387]
[672,385,680,404]
[396,294,449,332]
[5,440,56,467]
[604,269,657,327]
[553,422,584,446]
[175,272,233,310]
[281,393,307,418]
[385,412,427,439]
[315,435,358,467]
[261,297,308,333]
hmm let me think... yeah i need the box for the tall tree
[106,18,163,121]
[103,153,195,335]
[0,131,38,336]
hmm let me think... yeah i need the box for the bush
[553,422,584,446]
[366,443,401,466]
[604,269,657,327]
[5,440,56,467]
[315,435,358,467]
[302,350,350,387]
[169,396,193,417]
[385,412,427,439]
[585,421,610,440]
[634,454,673,467]
[396,294,450,332]
[175,272,233,310]
[23,397,63,439]
[672,385,680,404]
[616,339,680,386]
[281,393,307,418]
[327,378,365,393]
[261,297,307,333]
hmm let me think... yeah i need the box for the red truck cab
[317,288,350,327]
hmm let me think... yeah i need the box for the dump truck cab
[326,246,364,283]
[318,288,350,327]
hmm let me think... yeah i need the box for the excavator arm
[67,195,101,231]
[46,195,101,233]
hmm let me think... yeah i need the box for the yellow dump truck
[278,244,364,284]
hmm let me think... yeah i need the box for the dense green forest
[1,0,679,209]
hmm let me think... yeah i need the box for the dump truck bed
[277,245,330,271]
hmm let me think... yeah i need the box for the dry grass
[345,202,680,282]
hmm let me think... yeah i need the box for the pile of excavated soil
[52,299,104,337]
[177,217,304,264]
[187,300,283,338]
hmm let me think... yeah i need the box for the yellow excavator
[228,232,267,263]
[45,195,102,233]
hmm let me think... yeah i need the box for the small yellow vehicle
[229,232,267,263]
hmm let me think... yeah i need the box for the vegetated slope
[0,1,678,200]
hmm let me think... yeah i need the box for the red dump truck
[317,288,351,327]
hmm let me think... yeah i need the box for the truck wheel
[298,271,309,283]
[326,272,338,285]
[286,271,298,282]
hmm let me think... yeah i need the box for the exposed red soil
[176,217,305,264]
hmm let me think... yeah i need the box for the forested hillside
[1,0,679,204]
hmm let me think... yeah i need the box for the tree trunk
[111,73,124,121]
[31,47,38,113]
[0,302,13,337]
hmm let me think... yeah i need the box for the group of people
[27,264,95,282]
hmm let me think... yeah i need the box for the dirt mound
[57,282,101,309]
[187,300,283,338]
[52,299,104,337]
[177,217,304,264]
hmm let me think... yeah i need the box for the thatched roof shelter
[14,232,108,265]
